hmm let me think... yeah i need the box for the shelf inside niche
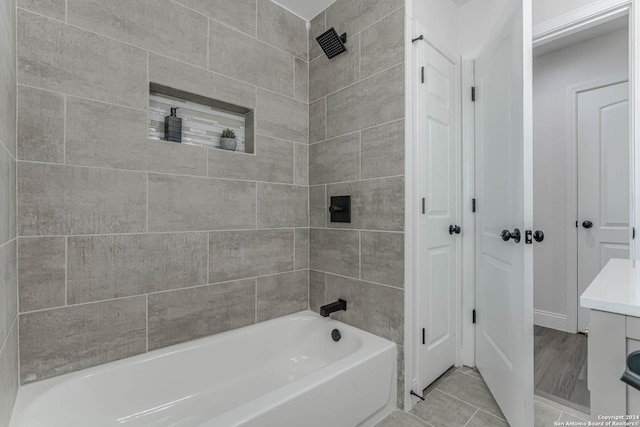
[148,82,254,154]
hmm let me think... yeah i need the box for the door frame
[566,73,630,333]
[404,16,462,409]
[458,0,640,370]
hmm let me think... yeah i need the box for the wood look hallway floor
[534,325,589,412]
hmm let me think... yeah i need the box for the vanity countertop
[581,258,640,317]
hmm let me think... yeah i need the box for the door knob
[582,221,593,229]
[501,228,521,243]
[449,225,461,235]
[533,230,544,242]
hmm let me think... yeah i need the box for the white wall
[411,0,459,55]
[533,28,628,331]
[457,0,508,56]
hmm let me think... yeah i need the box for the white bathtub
[9,310,397,427]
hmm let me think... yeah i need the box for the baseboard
[534,309,570,332]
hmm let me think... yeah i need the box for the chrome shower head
[316,27,347,59]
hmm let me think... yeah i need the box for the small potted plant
[220,128,237,151]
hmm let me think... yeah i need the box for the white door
[577,81,630,332]
[418,41,459,390]
[474,0,534,425]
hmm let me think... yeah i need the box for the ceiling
[451,0,473,6]
[271,0,337,21]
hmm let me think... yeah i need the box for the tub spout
[320,299,347,317]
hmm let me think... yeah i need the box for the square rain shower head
[316,27,347,59]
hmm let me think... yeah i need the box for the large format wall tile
[65,96,147,168]
[257,0,308,60]
[361,120,404,179]
[360,8,404,78]
[17,86,64,163]
[309,185,326,228]
[0,240,16,345]
[65,96,208,176]
[149,53,256,110]
[361,231,404,287]
[0,45,15,158]
[309,270,325,313]
[309,98,326,143]
[0,146,13,243]
[17,10,147,109]
[0,324,18,427]
[294,143,309,186]
[309,133,360,185]
[174,0,256,36]
[68,233,208,304]
[256,89,308,143]
[18,163,147,236]
[309,34,359,102]
[326,64,404,138]
[148,279,255,350]
[208,136,293,183]
[309,228,359,278]
[326,0,403,37]
[148,174,256,232]
[295,59,309,102]
[0,0,15,78]
[20,297,147,383]
[257,271,308,321]
[325,274,404,344]
[295,228,309,269]
[257,183,308,228]
[309,11,326,61]
[209,20,293,97]
[18,0,65,21]
[67,0,207,67]
[18,237,65,312]
[209,229,294,283]
[327,176,404,231]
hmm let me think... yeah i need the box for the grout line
[358,131,362,180]
[64,236,68,305]
[17,227,301,239]
[18,267,311,316]
[322,271,404,291]
[206,231,210,285]
[254,278,258,323]
[463,409,479,427]
[310,60,404,104]
[405,412,436,427]
[145,294,149,352]
[310,118,405,146]
[63,95,67,164]
[0,316,18,360]
[358,230,361,279]
[312,173,405,187]
[146,172,149,232]
[18,158,310,188]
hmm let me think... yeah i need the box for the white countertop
[580,258,640,317]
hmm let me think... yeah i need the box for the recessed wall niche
[148,83,255,153]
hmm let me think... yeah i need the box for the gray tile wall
[308,0,405,407]
[0,0,18,424]
[16,0,309,385]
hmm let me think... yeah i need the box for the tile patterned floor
[375,367,590,426]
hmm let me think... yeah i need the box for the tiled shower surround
[15,0,309,385]
[0,0,19,424]
[8,0,406,419]
[307,0,406,406]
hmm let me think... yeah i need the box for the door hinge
[422,197,426,214]
[472,198,476,213]
[576,221,578,228]
[421,66,425,83]
[634,227,636,240]
[422,328,426,344]
[471,86,476,102]
[472,310,476,324]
